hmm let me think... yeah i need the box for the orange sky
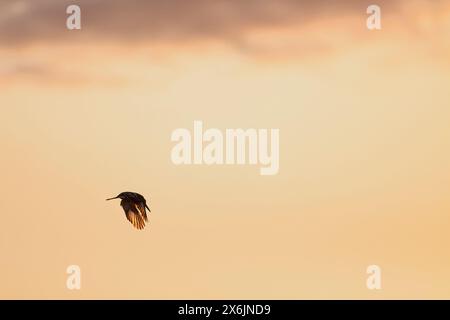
[1,0,450,299]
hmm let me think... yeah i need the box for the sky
[1,0,450,299]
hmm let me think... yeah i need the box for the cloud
[0,0,401,46]
[2,0,448,85]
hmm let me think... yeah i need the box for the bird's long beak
[106,196,119,201]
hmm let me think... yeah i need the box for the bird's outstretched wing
[135,202,149,222]
[121,200,146,230]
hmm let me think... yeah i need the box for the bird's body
[107,192,151,230]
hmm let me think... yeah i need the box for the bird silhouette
[106,192,151,230]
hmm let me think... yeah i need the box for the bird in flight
[106,192,151,230]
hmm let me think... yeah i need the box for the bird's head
[106,192,126,201]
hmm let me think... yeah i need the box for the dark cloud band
[0,0,399,46]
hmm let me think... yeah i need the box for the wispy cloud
[1,0,448,85]
[0,0,402,46]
